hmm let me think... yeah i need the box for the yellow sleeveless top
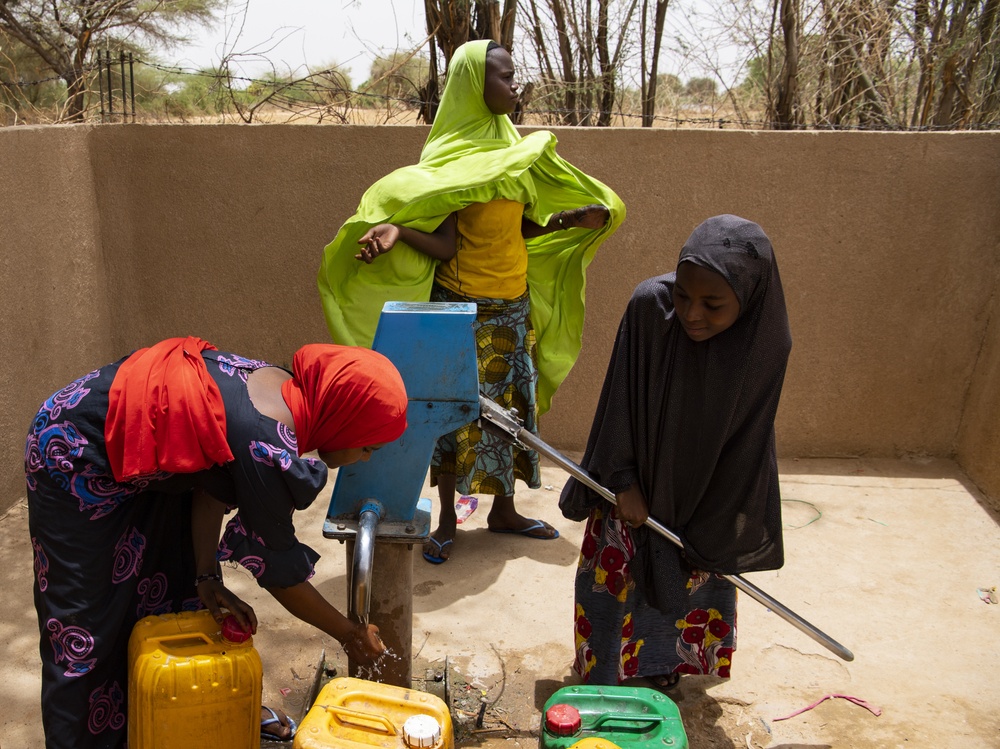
[435,200,528,299]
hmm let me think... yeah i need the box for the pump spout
[349,501,383,627]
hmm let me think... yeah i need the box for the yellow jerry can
[128,610,262,749]
[569,740,624,749]
[294,677,453,749]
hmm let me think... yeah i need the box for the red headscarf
[281,344,408,455]
[105,337,235,482]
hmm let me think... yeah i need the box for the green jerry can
[539,685,688,749]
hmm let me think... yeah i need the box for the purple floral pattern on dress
[217,536,234,562]
[228,515,249,537]
[216,354,270,382]
[240,556,266,578]
[87,680,126,736]
[136,573,170,617]
[32,537,49,592]
[225,514,267,546]
[277,423,297,452]
[44,370,101,421]
[47,618,97,677]
[182,596,203,611]
[31,421,87,474]
[250,441,293,471]
[71,463,136,519]
[111,528,146,583]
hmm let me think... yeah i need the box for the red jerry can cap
[221,615,252,643]
[545,703,582,736]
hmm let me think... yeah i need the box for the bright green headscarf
[317,40,625,414]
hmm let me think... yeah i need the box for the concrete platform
[2,457,998,748]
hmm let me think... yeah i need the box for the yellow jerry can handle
[143,632,216,654]
[320,703,398,735]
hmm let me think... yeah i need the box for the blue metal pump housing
[324,301,479,543]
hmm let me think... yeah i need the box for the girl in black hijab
[559,215,791,688]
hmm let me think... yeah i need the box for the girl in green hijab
[318,40,624,563]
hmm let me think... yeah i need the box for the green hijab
[317,40,625,414]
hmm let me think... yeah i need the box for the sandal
[422,536,453,564]
[649,672,681,691]
[261,705,296,742]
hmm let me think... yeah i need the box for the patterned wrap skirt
[429,283,541,496]
[573,505,738,685]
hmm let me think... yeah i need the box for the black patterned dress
[25,350,328,749]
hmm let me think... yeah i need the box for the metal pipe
[478,396,854,662]
[348,501,383,627]
[350,543,413,687]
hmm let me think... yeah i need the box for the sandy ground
[2,456,998,748]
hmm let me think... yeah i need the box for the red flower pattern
[600,546,625,573]
[682,625,705,644]
[708,618,731,638]
[606,570,627,596]
[686,609,710,625]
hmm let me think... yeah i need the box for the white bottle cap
[402,714,442,748]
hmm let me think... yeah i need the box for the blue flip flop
[422,537,453,564]
[488,519,560,539]
[261,705,296,742]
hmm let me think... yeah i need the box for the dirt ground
[2,456,998,748]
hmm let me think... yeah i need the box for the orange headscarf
[281,344,408,455]
[105,337,235,482]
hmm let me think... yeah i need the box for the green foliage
[137,67,228,119]
[0,0,223,119]
[684,76,717,102]
[0,33,65,120]
[361,52,430,106]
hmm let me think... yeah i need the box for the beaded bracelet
[195,573,222,586]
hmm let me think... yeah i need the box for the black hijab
[560,215,791,604]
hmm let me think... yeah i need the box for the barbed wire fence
[2,52,999,130]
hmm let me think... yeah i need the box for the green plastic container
[539,685,688,749]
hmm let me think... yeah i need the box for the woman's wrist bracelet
[195,573,222,586]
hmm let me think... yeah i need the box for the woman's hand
[615,484,649,528]
[356,224,401,263]
[341,623,386,664]
[197,578,258,634]
[563,204,611,230]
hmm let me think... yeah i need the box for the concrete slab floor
[1,457,998,748]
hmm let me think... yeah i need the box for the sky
[163,0,745,88]
[165,0,428,84]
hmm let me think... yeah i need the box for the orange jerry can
[294,677,453,749]
[128,610,262,749]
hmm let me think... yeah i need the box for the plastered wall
[2,124,998,513]
[957,279,1000,507]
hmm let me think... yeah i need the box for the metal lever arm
[478,396,854,662]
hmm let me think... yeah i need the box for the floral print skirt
[573,505,737,685]
[429,284,540,496]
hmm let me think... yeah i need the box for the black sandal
[649,672,681,690]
